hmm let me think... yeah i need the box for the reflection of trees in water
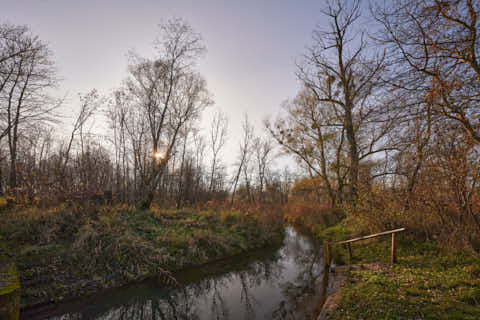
[239,252,288,320]
[210,279,229,320]
[271,231,325,320]
[102,287,201,320]
[239,272,256,320]
[52,250,284,320]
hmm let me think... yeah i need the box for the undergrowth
[284,201,345,233]
[0,203,284,307]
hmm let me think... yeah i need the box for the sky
[1,0,330,171]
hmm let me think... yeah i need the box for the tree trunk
[344,107,359,203]
[8,151,16,190]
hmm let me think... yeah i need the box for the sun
[154,151,165,160]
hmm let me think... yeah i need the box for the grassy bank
[0,204,284,307]
[314,219,480,319]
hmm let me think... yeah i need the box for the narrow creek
[23,227,328,320]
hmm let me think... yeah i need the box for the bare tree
[241,145,254,203]
[295,0,392,203]
[61,90,99,175]
[191,129,207,203]
[116,19,212,209]
[208,109,228,193]
[266,87,347,207]
[231,114,253,206]
[107,92,130,202]
[375,0,480,144]
[253,136,274,203]
[0,25,59,190]
[0,24,37,65]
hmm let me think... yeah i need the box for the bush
[346,185,480,254]
[284,201,345,232]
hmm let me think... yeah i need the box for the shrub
[284,201,345,231]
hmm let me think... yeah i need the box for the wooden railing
[324,228,405,266]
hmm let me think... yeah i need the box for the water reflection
[33,227,326,320]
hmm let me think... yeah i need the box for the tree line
[0,19,292,209]
[267,0,479,250]
[1,0,479,250]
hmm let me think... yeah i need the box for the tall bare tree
[231,114,253,206]
[253,136,274,203]
[116,19,212,209]
[208,109,228,193]
[295,0,393,203]
[0,24,58,190]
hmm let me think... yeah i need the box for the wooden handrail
[325,227,405,266]
[334,228,405,245]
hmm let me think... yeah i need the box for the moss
[0,263,20,320]
[0,263,20,295]
[317,219,480,319]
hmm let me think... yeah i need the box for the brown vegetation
[0,0,478,272]
[0,202,284,306]
[266,0,480,253]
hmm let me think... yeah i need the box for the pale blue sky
[1,0,332,169]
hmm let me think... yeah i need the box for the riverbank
[314,219,480,319]
[20,226,326,320]
[0,204,284,308]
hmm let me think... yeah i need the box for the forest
[1,0,479,319]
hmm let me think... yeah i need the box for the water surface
[27,227,327,320]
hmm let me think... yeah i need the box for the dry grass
[284,201,345,233]
[0,202,284,307]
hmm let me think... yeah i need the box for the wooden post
[347,243,353,264]
[333,228,404,265]
[324,240,330,267]
[391,233,397,264]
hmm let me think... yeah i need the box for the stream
[23,227,328,320]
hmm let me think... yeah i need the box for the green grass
[316,220,480,319]
[0,204,284,307]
